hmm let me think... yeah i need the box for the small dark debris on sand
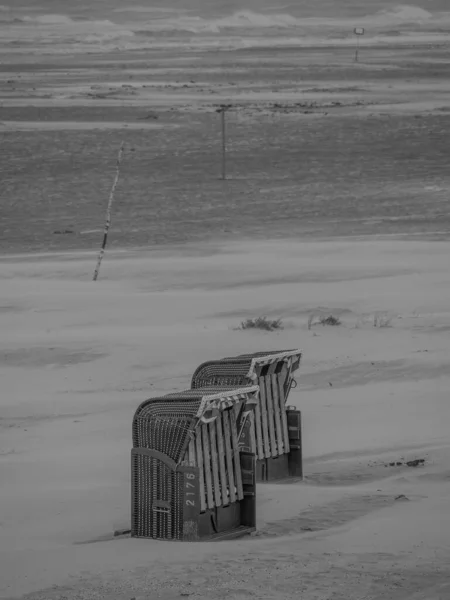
[139,112,159,120]
[406,459,426,467]
[385,458,426,468]
[114,528,131,537]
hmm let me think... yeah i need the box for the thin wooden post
[353,27,365,63]
[271,373,284,456]
[248,411,257,456]
[201,424,214,510]
[209,421,222,507]
[229,410,243,500]
[217,105,230,180]
[278,368,291,453]
[188,438,196,466]
[254,396,264,460]
[264,376,277,457]
[259,377,271,459]
[215,415,229,506]
[195,429,206,512]
[93,142,124,281]
[221,109,226,180]
[223,410,236,503]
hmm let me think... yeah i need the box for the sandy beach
[1,240,450,599]
[1,0,450,598]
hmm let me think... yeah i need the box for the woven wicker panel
[224,349,299,360]
[133,387,258,462]
[191,351,301,389]
[225,350,302,376]
[163,386,253,400]
[191,362,252,389]
[133,397,200,461]
[132,452,183,540]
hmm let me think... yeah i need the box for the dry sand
[1,239,450,599]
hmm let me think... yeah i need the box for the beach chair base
[197,501,256,541]
[204,525,255,541]
[132,450,256,541]
[287,408,303,478]
[255,453,303,482]
[256,454,289,481]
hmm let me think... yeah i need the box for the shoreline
[1,232,450,261]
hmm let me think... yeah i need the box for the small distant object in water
[139,112,159,120]
[216,103,232,113]
[353,27,365,63]
[53,229,73,234]
[395,494,409,501]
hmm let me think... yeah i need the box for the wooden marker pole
[92,142,124,281]
[221,109,226,180]
[217,105,230,180]
[353,27,365,63]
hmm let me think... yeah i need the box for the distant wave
[0,13,135,44]
[112,3,439,26]
[126,6,443,34]
[113,7,188,14]
[0,6,445,32]
[22,14,75,24]
[129,5,450,34]
[373,5,433,22]
[12,14,126,27]
[1,4,449,54]
[367,5,434,26]
[132,11,301,34]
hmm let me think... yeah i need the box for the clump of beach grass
[319,315,341,326]
[239,316,283,332]
[309,313,342,329]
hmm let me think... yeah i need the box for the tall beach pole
[93,142,124,281]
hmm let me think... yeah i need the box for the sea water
[1,1,450,56]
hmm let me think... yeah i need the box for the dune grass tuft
[308,313,342,329]
[240,316,283,332]
[319,314,341,326]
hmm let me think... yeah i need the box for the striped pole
[93,142,124,281]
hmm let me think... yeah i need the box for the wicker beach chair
[191,350,303,481]
[132,385,259,541]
